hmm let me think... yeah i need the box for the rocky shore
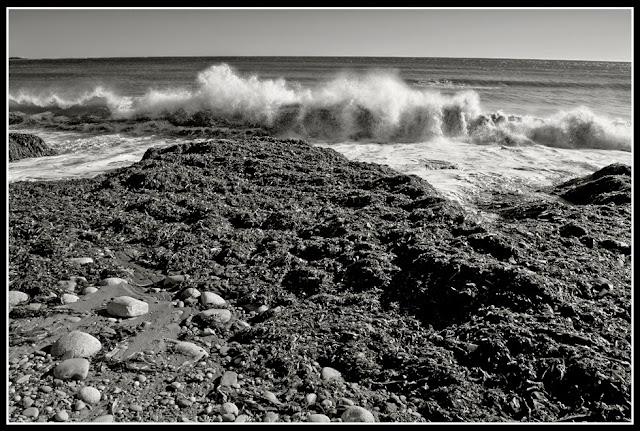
[8,136,631,423]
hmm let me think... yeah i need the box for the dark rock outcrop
[552,163,631,205]
[9,132,57,162]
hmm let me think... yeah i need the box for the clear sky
[7,8,633,62]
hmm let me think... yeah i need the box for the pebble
[220,402,239,416]
[75,400,86,411]
[341,406,376,422]
[263,412,279,422]
[107,296,149,317]
[163,274,187,286]
[92,414,114,422]
[130,404,143,412]
[257,305,269,314]
[52,331,102,358]
[198,309,232,324]
[177,398,192,408]
[27,303,43,311]
[220,371,238,387]
[61,293,79,304]
[40,385,53,393]
[202,328,216,336]
[58,280,78,292]
[200,292,226,307]
[53,358,90,380]
[340,397,355,406]
[55,410,69,422]
[174,341,208,360]
[8,290,29,307]
[100,277,128,286]
[263,389,281,405]
[66,316,82,323]
[22,396,34,407]
[235,414,249,422]
[16,374,31,384]
[181,287,201,299]
[321,366,343,382]
[221,413,236,422]
[137,375,147,383]
[83,286,99,294]
[67,257,93,265]
[23,407,39,418]
[308,413,331,422]
[78,386,101,404]
[305,393,317,404]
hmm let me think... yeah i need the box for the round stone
[106,296,149,317]
[55,410,69,422]
[51,331,102,358]
[61,294,79,304]
[99,277,128,286]
[92,414,114,422]
[53,358,90,380]
[341,406,376,422]
[23,407,39,418]
[174,341,208,360]
[321,366,343,382]
[198,309,231,324]
[219,402,239,416]
[83,286,99,295]
[200,292,226,307]
[9,290,29,307]
[308,413,331,422]
[78,386,101,404]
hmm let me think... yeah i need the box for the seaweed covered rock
[552,163,631,205]
[9,132,57,162]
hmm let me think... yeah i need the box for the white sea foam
[9,63,632,151]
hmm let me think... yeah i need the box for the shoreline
[8,135,632,423]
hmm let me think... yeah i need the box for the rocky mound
[9,132,58,162]
[551,163,631,205]
[8,138,631,423]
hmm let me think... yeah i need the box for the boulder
[9,132,57,162]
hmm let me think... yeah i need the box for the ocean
[8,56,633,215]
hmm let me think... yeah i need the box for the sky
[7,8,633,62]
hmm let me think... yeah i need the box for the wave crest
[9,63,631,151]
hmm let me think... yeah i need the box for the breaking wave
[9,63,632,151]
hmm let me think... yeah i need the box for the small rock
[219,402,239,416]
[263,412,279,422]
[220,371,238,387]
[305,393,317,404]
[177,398,192,408]
[262,389,281,405]
[58,280,78,292]
[198,309,232,324]
[23,407,39,418]
[22,396,34,407]
[235,414,249,422]
[83,286,99,295]
[53,358,90,380]
[67,257,93,265]
[51,331,102,358]
[163,275,187,286]
[61,293,79,304]
[92,414,114,422]
[130,404,143,412]
[40,385,53,393]
[174,341,208,360]
[106,296,149,317]
[341,406,376,422]
[200,292,226,307]
[559,223,587,238]
[221,413,236,422]
[181,287,201,300]
[78,386,101,404]
[16,374,31,384]
[308,413,331,422]
[99,277,128,286]
[66,316,82,323]
[75,400,86,411]
[55,410,69,422]
[321,366,343,382]
[8,290,29,307]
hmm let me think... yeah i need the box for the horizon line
[8,54,632,63]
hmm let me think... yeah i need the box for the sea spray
[9,63,632,151]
